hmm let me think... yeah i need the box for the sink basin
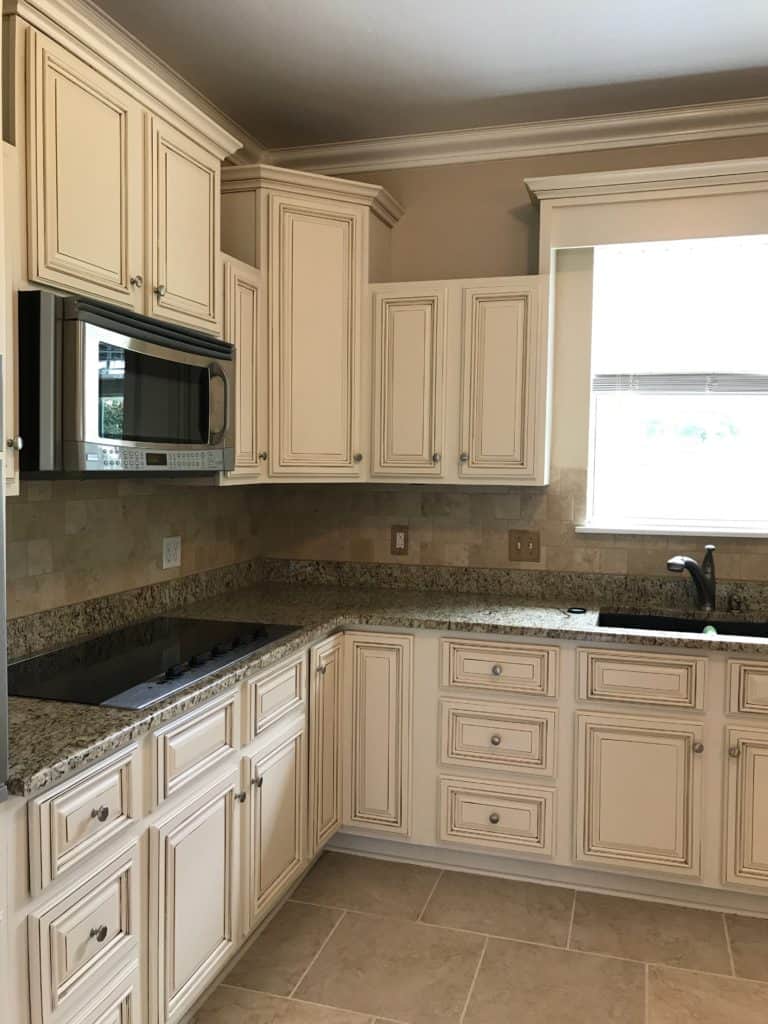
[597,611,768,638]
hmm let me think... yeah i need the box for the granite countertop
[8,581,768,798]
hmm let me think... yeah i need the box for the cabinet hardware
[252,776,263,788]
[491,664,503,676]
[258,451,268,461]
[692,742,705,754]
[488,812,500,825]
[234,791,248,803]
[89,925,109,943]
[6,436,24,451]
[154,284,167,297]
[432,452,441,463]
[459,452,469,463]
[728,744,741,758]
[90,806,110,823]
[490,734,502,746]
[129,274,143,287]
[353,453,363,463]
[317,664,327,674]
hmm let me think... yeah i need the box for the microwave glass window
[98,342,209,444]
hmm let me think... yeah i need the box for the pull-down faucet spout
[666,544,716,612]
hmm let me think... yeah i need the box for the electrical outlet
[162,536,182,569]
[509,529,541,563]
[390,525,409,555]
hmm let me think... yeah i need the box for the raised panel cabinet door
[246,718,307,926]
[268,193,365,475]
[309,636,344,855]
[371,285,447,476]
[575,712,703,877]
[27,29,143,307]
[344,633,414,835]
[459,277,547,482]
[149,117,221,332]
[148,767,240,1024]
[724,728,768,888]
[223,255,263,480]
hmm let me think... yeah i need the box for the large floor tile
[421,870,573,945]
[570,892,731,973]
[648,965,768,1024]
[726,914,768,981]
[463,938,644,1024]
[292,853,440,920]
[295,910,484,1024]
[191,986,374,1023]
[226,902,343,996]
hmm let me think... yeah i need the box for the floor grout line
[288,909,347,998]
[459,935,488,1024]
[722,912,737,978]
[644,963,650,1024]
[417,869,443,921]
[219,984,410,1023]
[566,889,577,949]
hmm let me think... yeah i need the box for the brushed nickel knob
[491,664,503,677]
[154,284,167,297]
[317,664,327,674]
[490,734,502,747]
[353,453,363,463]
[258,451,268,461]
[459,452,469,463]
[252,776,263,788]
[728,745,741,758]
[6,436,23,451]
[693,742,705,754]
[90,806,109,823]
[234,791,248,803]
[129,274,143,287]
[489,813,500,825]
[432,452,441,463]
[89,925,108,943]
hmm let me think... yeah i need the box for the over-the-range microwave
[19,291,235,474]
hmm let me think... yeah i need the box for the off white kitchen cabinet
[575,712,703,877]
[724,727,768,889]
[344,632,413,836]
[309,635,344,855]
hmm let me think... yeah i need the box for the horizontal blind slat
[592,373,768,394]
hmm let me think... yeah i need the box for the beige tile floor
[192,852,768,1024]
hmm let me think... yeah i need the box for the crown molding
[221,163,405,226]
[4,0,269,160]
[269,96,768,175]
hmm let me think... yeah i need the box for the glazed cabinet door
[26,29,143,308]
[344,632,413,836]
[148,117,221,333]
[222,255,265,481]
[724,727,768,888]
[245,716,307,928]
[268,193,365,476]
[148,767,241,1024]
[459,277,547,483]
[575,712,703,877]
[371,284,447,477]
[309,636,344,855]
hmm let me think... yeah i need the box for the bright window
[586,235,768,534]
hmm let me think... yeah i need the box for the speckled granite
[8,576,768,799]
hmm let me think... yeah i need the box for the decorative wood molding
[4,0,267,158]
[269,97,768,175]
[221,163,405,226]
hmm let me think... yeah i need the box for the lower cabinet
[148,768,241,1024]
[724,726,768,888]
[68,966,139,1024]
[309,636,344,856]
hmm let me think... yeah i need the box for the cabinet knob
[89,925,109,943]
[432,452,441,463]
[252,776,264,789]
[728,744,741,758]
[692,742,705,754]
[488,812,500,825]
[490,734,502,747]
[129,274,144,288]
[90,805,109,823]
[353,453,363,463]
[154,284,167,297]
[459,452,469,463]
[491,664,503,677]
[6,436,24,451]
[234,791,248,803]
[317,664,327,675]
[258,451,268,461]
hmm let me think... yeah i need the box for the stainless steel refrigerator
[0,355,8,802]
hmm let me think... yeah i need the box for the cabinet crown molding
[221,163,404,227]
[4,0,264,159]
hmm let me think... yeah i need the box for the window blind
[591,373,768,395]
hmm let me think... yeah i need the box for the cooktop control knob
[189,652,211,667]
[164,663,185,680]
[212,642,231,656]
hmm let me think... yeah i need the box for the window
[586,235,768,534]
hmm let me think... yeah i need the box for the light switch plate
[390,525,409,555]
[509,529,541,563]
[162,536,182,569]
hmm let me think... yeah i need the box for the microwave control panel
[80,444,227,472]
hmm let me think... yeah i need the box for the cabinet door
[575,713,703,877]
[246,718,307,927]
[459,277,547,482]
[148,117,220,332]
[309,636,343,855]
[268,193,364,476]
[371,285,447,476]
[223,255,264,481]
[724,727,768,888]
[344,633,413,836]
[149,768,240,1024]
[27,29,143,308]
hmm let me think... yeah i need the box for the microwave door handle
[207,362,229,445]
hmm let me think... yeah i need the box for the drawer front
[155,692,238,803]
[70,966,138,1024]
[441,638,558,697]
[729,661,768,714]
[440,776,554,855]
[578,648,705,709]
[248,654,306,738]
[29,845,139,1024]
[29,746,139,893]
[440,698,557,775]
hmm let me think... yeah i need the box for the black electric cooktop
[8,617,300,710]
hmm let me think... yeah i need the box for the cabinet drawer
[29,746,139,893]
[154,692,238,803]
[246,654,306,739]
[577,648,705,709]
[440,776,554,855]
[729,661,768,714]
[440,698,557,775]
[69,967,139,1024]
[29,845,139,1024]
[441,638,558,696]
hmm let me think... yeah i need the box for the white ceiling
[93,0,768,149]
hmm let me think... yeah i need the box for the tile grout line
[644,963,650,1024]
[459,935,488,1024]
[722,912,737,977]
[417,869,444,921]
[566,889,577,949]
[287,909,348,998]
[220,984,410,1024]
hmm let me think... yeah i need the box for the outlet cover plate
[509,529,541,563]
[162,536,182,569]
[390,525,409,555]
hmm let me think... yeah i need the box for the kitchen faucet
[666,544,717,612]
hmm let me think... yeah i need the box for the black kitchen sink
[597,611,768,638]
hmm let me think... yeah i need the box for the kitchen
[3,2,768,1023]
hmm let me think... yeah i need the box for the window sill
[576,523,768,539]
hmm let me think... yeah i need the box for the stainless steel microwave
[19,291,235,474]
